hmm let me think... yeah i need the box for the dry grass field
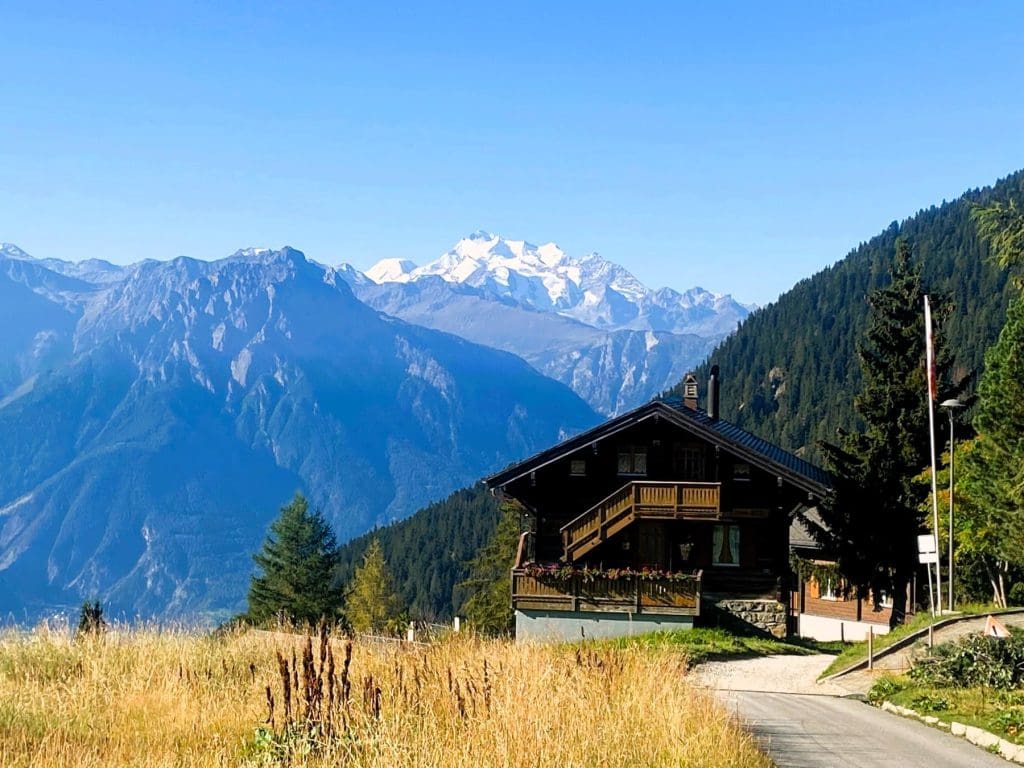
[0,624,770,768]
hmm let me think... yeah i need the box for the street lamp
[940,398,964,613]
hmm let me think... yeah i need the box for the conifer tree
[246,493,344,625]
[345,538,403,634]
[958,199,1024,604]
[812,239,953,626]
[972,199,1024,283]
[459,502,520,635]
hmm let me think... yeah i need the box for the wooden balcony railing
[511,568,702,616]
[560,481,721,561]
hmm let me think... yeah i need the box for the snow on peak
[366,257,418,284]
[1,243,33,260]
[359,232,749,334]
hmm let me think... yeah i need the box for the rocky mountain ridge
[0,244,598,620]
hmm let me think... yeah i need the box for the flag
[924,295,937,401]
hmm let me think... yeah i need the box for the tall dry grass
[0,624,769,768]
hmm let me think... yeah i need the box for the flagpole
[925,295,942,615]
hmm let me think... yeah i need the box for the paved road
[718,689,1007,768]
[694,654,1007,768]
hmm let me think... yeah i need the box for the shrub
[910,693,949,712]
[868,675,908,703]
[1010,582,1024,607]
[910,631,1024,689]
[993,709,1024,739]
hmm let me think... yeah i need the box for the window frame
[711,523,741,567]
[617,445,648,476]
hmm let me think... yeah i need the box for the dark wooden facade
[487,395,832,628]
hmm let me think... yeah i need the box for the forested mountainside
[672,170,1023,460]
[335,484,501,622]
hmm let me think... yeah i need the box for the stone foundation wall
[705,598,788,638]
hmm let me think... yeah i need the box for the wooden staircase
[560,481,721,562]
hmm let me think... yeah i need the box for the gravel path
[692,653,850,695]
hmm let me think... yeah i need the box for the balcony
[511,567,702,616]
[560,481,721,562]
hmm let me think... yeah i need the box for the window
[569,459,586,476]
[673,444,705,480]
[712,524,740,566]
[815,577,839,602]
[617,445,647,476]
[732,463,751,481]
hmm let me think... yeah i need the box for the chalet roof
[485,396,833,499]
[790,507,825,550]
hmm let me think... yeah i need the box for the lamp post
[940,398,964,613]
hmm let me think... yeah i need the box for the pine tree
[246,493,344,625]
[345,538,403,634]
[76,600,106,638]
[812,239,953,626]
[459,502,521,635]
[972,199,1024,282]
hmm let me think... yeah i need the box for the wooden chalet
[486,368,833,641]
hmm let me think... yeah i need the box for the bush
[910,693,949,712]
[1009,582,1024,607]
[910,631,1024,689]
[868,675,908,703]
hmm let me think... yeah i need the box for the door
[637,522,668,569]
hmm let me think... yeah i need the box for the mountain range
[334,169,1024,623]
[340,232,750,414]
[0,244,599,621]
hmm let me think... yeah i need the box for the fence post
[453,616,461,634]
[928,624,934,648]
[867,627,874,670]
[407,622,415,643]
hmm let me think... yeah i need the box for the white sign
[918,534,937,554]
[919,551,939,564]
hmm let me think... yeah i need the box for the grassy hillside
[0,626,770,767]
[674,170,1024,460]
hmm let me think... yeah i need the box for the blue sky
[2,2,1022,304]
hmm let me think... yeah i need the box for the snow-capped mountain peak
[361,233,749,336]
[1,243,34,260]
[366,257,418,284]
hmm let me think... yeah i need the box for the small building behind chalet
[485,368,834,641]
[789,509,912,641]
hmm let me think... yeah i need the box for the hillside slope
[672,171,1022,458]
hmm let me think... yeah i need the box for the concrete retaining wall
[515,610,694,642]
[797,613,891,642]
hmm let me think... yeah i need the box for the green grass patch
[871,675,1024,744]
[594,627,841,666]
[820,602,1005,678]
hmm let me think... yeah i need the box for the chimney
[682,373,699,410]
[708,365,720,420]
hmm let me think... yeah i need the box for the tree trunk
[889,569,910,628]
[998,562,1009,609]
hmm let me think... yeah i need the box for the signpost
[918,534,939,616]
